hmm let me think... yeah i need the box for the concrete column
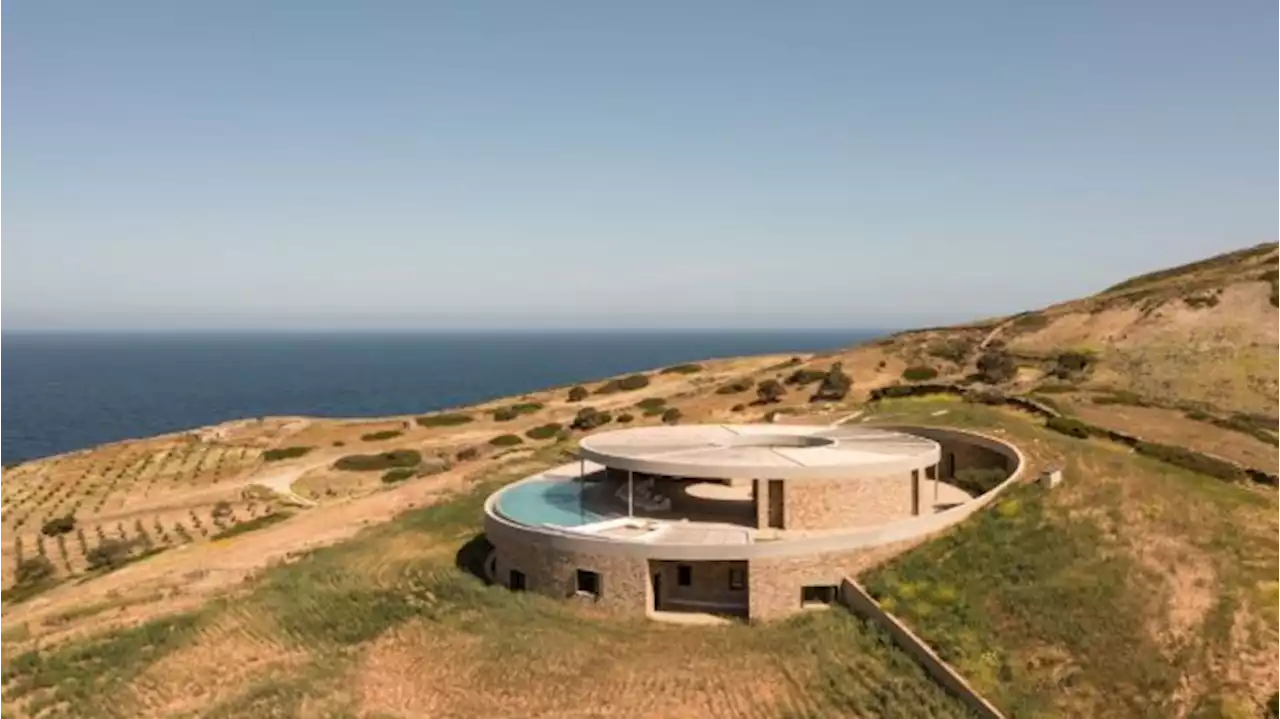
[911,469,920,516]
[627,470,634,517]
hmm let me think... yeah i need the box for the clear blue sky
[4,1,1275,330]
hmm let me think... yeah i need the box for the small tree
[86,539,132,570]
[567,386,590,402]
[976,350,1017,384]
[212,500,233,519]
[41,514,76,537]
[14,556,55,585]
[661,407,683,425]
[756,379,786,404]
[812,363,851,401]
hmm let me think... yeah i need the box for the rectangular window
[509,570,526,592]
[576,569,600,597]
[676,564,692,587]
[728,567,746,591]
[801,585,837,606]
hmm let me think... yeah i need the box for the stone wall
[651,559,747,613]
[782,474,917,530]
[492,536,650,617]
[747,540,924,621]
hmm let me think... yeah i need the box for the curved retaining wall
[485,425,1026,620]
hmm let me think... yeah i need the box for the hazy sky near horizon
[4,1,1276,330]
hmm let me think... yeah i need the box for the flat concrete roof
[577,424,940,480]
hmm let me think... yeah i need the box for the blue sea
[1,330,882,463]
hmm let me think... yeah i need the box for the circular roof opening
[722,433,834,449]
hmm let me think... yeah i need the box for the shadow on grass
[454,533,494,584]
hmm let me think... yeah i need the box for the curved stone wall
[484,425,1026,620]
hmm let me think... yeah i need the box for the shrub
[332,440,345,447]
[715,378,755,395]
[1034,383,1076,394]
[1091,390,1148,407]
[455,447,480,462]
[661,408,683,425]
[512,401,544,413]
[785,368,827,386]
[1045,416,1097,440]
[489,434,524,447]
[491,407,519,422]
[85,539,132,570]
[1052,351,1093,379]
[333,450,422,471]
[211,501,233,518]
[901,365,938,382]
[262,446,313,462]
[617,413,635,423]
[571,407,612,430]
[360,430,403,442]
[14,556,55,585]
[1182,293,1219,309]
[926,340,972,364]
[952,467,1007,496]
[730,404,747,412]
[976,350,1017,384]
[812,363,851,401]
[1134,441,1244,482]
[635,397,667,410]
[756,379,786,403]
[1010,313,1050,332]
[596,374,651,394]
[381,468,416,484]
[414,413,473,428]
[567,386,590,402]
[660,363,704,375]
[40,515,76,537]
[524,423,563,440]
[211,513,292,541]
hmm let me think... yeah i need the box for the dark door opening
[652,572,663,611]
[509,569,526,591]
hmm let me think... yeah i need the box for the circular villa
[484,423,1023,621]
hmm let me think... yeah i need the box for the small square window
[676,564,692,587]
[509,570,526,592]
[576,569,600,597]
[728,568,746,591]
[801,585,837,606]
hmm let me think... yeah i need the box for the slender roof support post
[933,463,939,502]
[579,455,585,520]
[628,470,634,517]
[911,468,920,517]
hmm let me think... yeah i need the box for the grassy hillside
[2,243,1276,718]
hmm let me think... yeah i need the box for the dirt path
[240,458,330,507]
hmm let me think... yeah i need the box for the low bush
[333,450,422,471]
[524,423,563,440]
[40,515,76,537]
[617,413,635,423]
[360,430,403,442]
[262,446,313,462]
[901,365,938,382]
[756,379,786,403]
[716,378,755,395]
[635,397,667,410]
[381,468,417,484]
[1045,416,1099,440]
[332,440,345,447]
[567,386,590,402]
[951,467,1007,496]
[1009,312,1050,332]
[1052,351,1093,379]
[660,363,704,375]
[86,539,133,570]
[1182,293,1220,309]
[926,340,973,363]
[571,407,613,430]
[812,363,852,401]
[976,350,1017,384]
[785,368,827,385]
[730,404,747,412]
[1091,390,1149,407]
[14,556,55,586]
[1134,442,1244,482]
[1183,413,1279,446]
[491,407,519,422]
[1034,383,1077,394]
[211,513,292,541]
[661,408,683,425]
[489,434,524,447]
[212,501,233,518]
[414,413,473,428]
[596,374,651,393]
[455,447,480,462]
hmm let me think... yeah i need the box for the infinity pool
[497,479,616,527]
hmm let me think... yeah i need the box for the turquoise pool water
[497,479,615,527]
